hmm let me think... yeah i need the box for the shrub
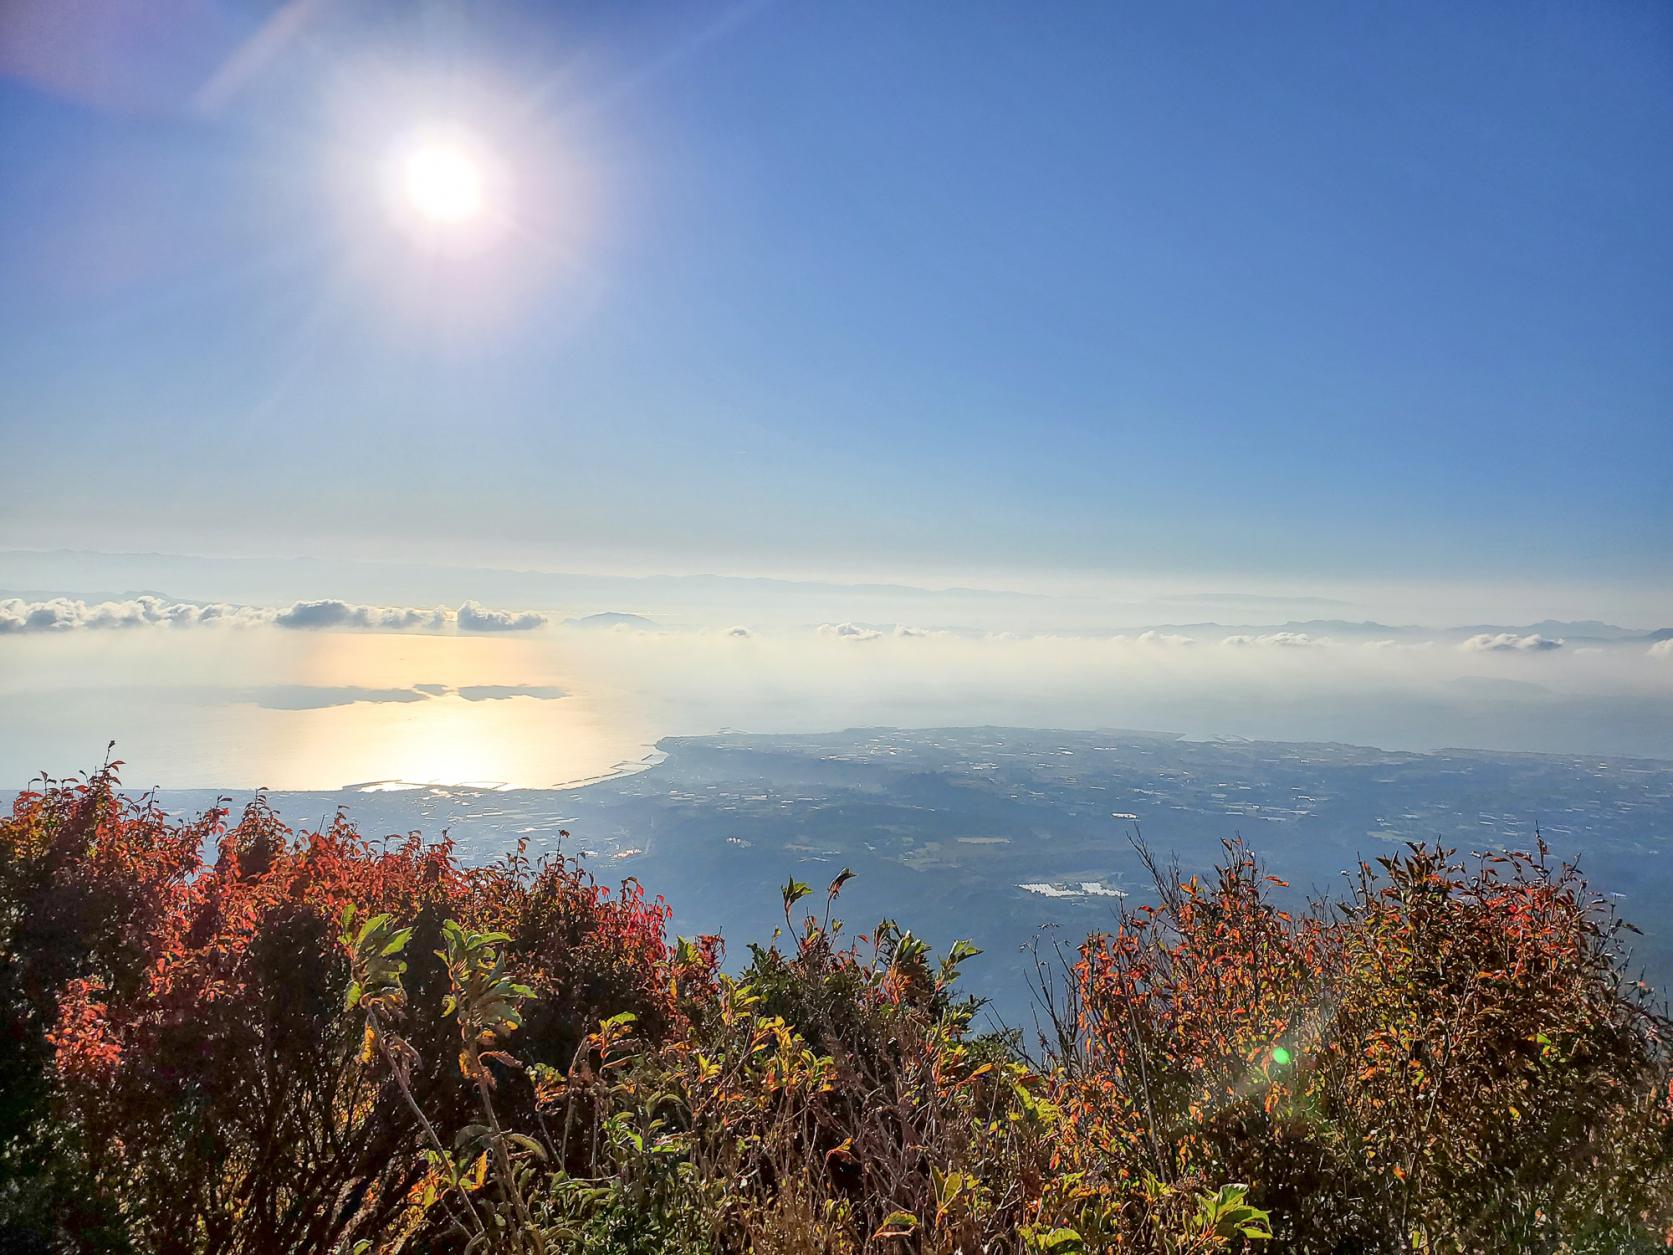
[1051,838,1673,1252]
[2,767,1669,1252]
[0,765,687,1254]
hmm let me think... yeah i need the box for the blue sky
[1,1,1669,599]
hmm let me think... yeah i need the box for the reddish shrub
[0,766,689,1254]
[1054,839,1673,1249]
[4,772,1669,1253]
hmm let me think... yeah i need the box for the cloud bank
[273,600,452,631]
[0,596,547,635]
[820,622,883,641]
[456,601,549,632]
[0,596,270,633]
[1460,632,1564,653]
[1221,631,1326,648]
[1134,630,1195,647]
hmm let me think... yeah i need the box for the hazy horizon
[5,544,1673,630]
[6,542,1671,790]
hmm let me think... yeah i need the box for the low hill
[564,610,660,629]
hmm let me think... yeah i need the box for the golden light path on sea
[0,630,660,791]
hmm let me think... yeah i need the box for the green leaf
[504,1132,547,1161]
[872,1210,919,1239]
[1025,1228,1085,1253]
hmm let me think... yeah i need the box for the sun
[393,130,488,227]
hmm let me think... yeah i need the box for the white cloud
[1135,630,1194,647]
[819,622,883,641]
[1650,639,1673,659]
[0,596,547,634]
[0,596,270,633]
[0,598,90,633]
[1220,631,1325,648]
[456,601,547,632]
[1459,632,1563,653]
[1102,630,1195,648]
[274,600,452,631]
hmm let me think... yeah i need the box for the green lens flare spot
[1271,1046,1292,1066]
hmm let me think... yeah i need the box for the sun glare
[401,137,485,224]
[342,83,591,318]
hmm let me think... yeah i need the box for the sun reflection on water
[0,629,661,791]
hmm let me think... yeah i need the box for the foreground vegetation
[2,764,1670,1253]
